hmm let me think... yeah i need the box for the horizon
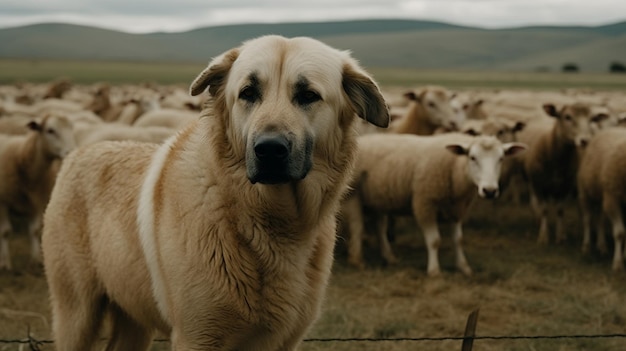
[2,16,625,35]
[2,0,626,34]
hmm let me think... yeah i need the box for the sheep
[74,123,176,146]
[0,114,36,135]
[133,108,199,130]
[577,128,626,270]
[462,118,526,143]
[389,86,464,135]
[0,114,75,270]
[343,133,525,275]
[462,98,488,120]
[521,103,609,245]
[85,84,125,122]
[116,97,160,125]
[462,118,527,199]
[42,78,72,99]
[158,88,204,111]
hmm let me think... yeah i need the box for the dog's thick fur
[42,35,389,351]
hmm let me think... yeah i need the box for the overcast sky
[1,0,625,33]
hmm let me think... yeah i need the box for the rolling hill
[0,19,625,72]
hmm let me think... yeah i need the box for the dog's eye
[239,86,260,103]
[295,90,321,106]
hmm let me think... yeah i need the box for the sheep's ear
[464,128,480,136]
[591,113,609,123]
[503,143,526,157]
[403,91,418,101]
[543,103,559,118]
[190,48,240,97]
[342,61,390,128]
[445,144,469,156]
[27,121,42,132]
[184,102,200,111]
[512,121,526,133]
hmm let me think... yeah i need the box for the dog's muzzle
[247,132,312,184]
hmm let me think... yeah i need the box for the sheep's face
[29,115,76,158]
[421,89,465,131]
[463,99,487,120]
[481,120,525,143]
[450,96,467,127]
[446,137,526,199]
[543,103,609,148]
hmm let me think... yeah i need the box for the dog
[42,35,389,350]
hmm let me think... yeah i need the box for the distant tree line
[558,61,626,73]
[609,61,626,73]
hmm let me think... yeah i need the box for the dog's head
[190,35,389,185]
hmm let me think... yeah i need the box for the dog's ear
[190,48,240,97]
[342,61,390,128]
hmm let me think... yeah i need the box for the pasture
[2,197,626,351]
[2,59,626,89]
[1,72,626,351]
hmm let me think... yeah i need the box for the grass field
[2,59,626,90]
[1,79,625,350]
[2,197,626,351]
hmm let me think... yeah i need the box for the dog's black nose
[254,134,289,161]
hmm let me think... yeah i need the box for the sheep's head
[462,99,487,120]
[28,114,76,159]
[543,103,609,148]
[446,136,526,199]
[406,87,464,131]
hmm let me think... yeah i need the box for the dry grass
[1,91,626,351]
[1,196,625,351]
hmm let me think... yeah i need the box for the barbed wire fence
[2,309,626,351]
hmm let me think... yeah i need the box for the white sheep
[0,114,75,269]
[116,97,160,125]
[577,127,626,270]
[0,114,36,135]
[343,133,525,276]
[462,118,526,143]
[389,86,464,135]
[521,103,609,245]
[74,123,176,146]
[462,98,488,120]
[133,108,199,130]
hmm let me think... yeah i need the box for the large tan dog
[42,35,389,350]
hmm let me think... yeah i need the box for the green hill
[0,19,625,72]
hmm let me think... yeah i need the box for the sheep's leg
[580,201,593,254]
[603,196,625,271]
[376,214,398,265]
[0,207,11,270]
[105,304,154,351]
[344,195,366,269]
[420,222,442,277]
[596,213,608,255]
[413,200,441,276]
[27,215,43,264]
[531,192,550,245]
[505,174,523,206]
[555,203,567,244]
[451,222,472,276]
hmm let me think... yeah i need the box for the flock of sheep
[1,78,626,275]
[345,85,626,275]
